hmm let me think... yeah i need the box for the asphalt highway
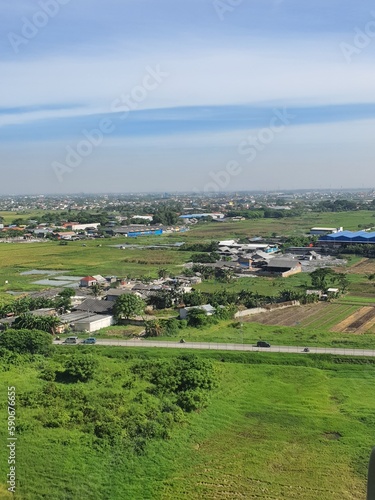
[56,339,375,357]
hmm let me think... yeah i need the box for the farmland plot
[345,258,375,275]
[244,303,358,330]
[332,306,375,334]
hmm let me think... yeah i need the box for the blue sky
[1,0,375,193]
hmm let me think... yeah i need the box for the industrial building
[319,231,375,245]
[310,227,343,236]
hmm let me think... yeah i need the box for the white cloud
[2,36,375,126]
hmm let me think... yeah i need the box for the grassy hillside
[0,348,372,499]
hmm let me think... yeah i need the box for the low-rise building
[179,304,216,320]
[80,276,98,287]
[260,259,302,277]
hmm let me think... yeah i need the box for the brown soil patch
[331,307,370,332]
[347,307,375,333]
[244,303,329,327]
[332,306,375,333]
[345,258,375,275]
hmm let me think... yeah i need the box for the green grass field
[161,210,375,241]
[0,348,372,499]
[0,239,192,302]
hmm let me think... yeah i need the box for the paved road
[55,339,375,357]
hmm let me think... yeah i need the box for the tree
[0,329,52,355]
[63,354,98,382]
[335,273,349,292]
[58,288,76,299]
[91,283,103,298]
[145,320,163,337]
[309,268,337,289]
[148,291,173,310]
[56,288,75,312]
[157,268,168,279]
[113,294,145,321]
[182,290,204,306]
[190,252,219,263]
[187,308,211,328]
[152,208,178,225]
[14,314,61,334]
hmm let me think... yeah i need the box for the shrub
[0,329,52,355]
[62,355,98,382]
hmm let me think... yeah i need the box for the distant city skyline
[1,0,375,194]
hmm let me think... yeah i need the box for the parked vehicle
[63,336,78,344]
[81,337,97,344]
[256,341,271,348]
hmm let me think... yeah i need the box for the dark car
[81,337,97,344]
[256,341,271,348]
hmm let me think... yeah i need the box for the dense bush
[17,352,217,454]
[0,329,52,355]
[179,241,219,252]
[134,353,218,412]
[190,252,220,263]
[144,318,182,337]
[62,354,99,382]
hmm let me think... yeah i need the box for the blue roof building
[319,231,375,244]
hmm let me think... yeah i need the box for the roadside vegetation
[0,344,372,499]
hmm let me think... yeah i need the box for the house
[72,314,114,333]
[237,254,253,268]
[105,289,139,301]
[80,276,98,287]
[104,225,163,237]
[92,274,107,285]
[310,227,343,236]
[179,304,216,320]
[63,222,100,232]
[73,298,114,315]
[244,244,279,253]
[56,232,77,240]
[219,240,237,247]
[30,308,57,317]
[306,290,323,298]
[261,259,302,277]
[251,250,271,267]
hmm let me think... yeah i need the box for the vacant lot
[244,302,360,330]
[344,258,375,275]
[0,240,192,301]
[0,349,371,499]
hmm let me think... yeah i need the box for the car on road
[256,341,271,348]
[81,337,97,344]
[63,336,79,344]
